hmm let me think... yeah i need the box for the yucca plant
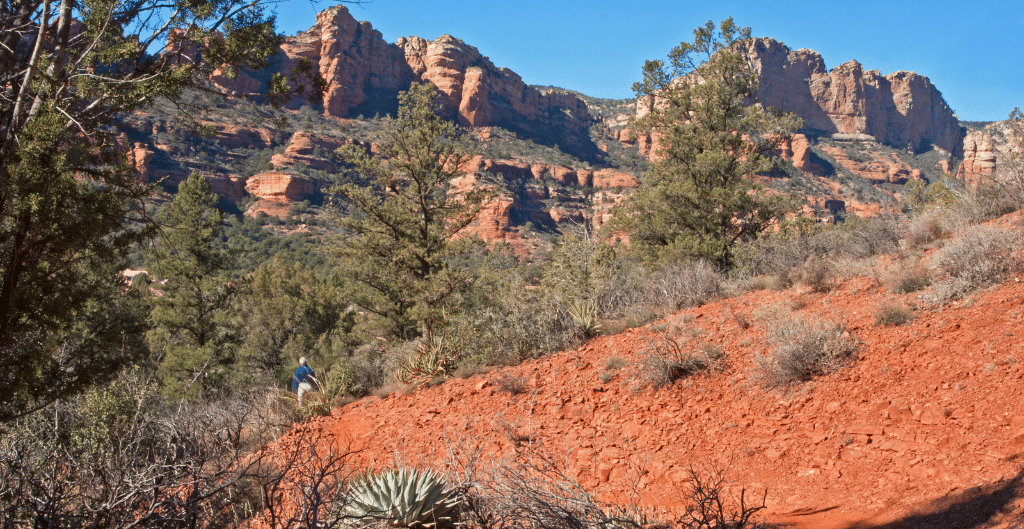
[565,297,602,338]
[344,468,460,528]
[397,335,460,387]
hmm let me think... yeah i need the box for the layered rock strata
[742,38,963,154]
[235,6,594,155]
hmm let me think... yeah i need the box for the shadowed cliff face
[230,5,599,161]
[742,38,964,155]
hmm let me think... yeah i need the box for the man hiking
[291,356,318,405]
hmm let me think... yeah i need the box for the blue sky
[273,0,1023,122]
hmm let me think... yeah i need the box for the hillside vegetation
[4,4,1024,528]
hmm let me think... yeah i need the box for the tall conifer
[147,173,236,398]
[620,18,802,268]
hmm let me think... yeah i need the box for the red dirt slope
[307,254,1024,528]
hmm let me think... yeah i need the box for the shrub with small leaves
[345,468,460,528]
[875,305,914,327]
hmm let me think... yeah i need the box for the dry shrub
[449,273,582,368]
[448,431,765,529]
[597,260,721,337]
[645,260,722,309]
[875,304,914,326]
[945,181,1018,228]
[494,373,529,396]
[836,216,902,258]
[796,256,837,292]
[931,225,1024,303]
[328,342,399,398]
[640,332,723,388]
[735,230,837,289]
[894,268,932,294]
[878,257,932,294]
[904,210,949,248]
[604,356,627,370]
[753,314,858,387]
[673,466,768,529]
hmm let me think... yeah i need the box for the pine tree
[147,173,236,398]
[332,83,490,341]
[619,18,802,268]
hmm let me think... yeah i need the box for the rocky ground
[282,215,1024,529]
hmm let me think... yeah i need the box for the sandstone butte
[268,211,1024,529]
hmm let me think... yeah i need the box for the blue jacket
[292,364,316,393]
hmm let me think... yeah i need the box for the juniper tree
[619,18,802,269]
[332,83,490,341]
[234,257,349,383]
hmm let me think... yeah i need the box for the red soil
[296,236,1024,528]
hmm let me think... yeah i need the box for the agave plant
[345,468,460,528]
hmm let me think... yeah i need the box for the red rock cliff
[742,38,963,154]
[261,6,593,153]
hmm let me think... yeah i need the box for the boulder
[245,172,317,201]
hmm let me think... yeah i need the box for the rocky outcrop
[269,131,350,173]
[132,143,155,182]
[957,129,998,186]
[205,122,275,150]
[632,39,964,159]
[247,6,593,155]
[818,145,921,185]
[742,38,963,154]
[245,172,317,201]
[207,176,248,202]
[315,7,414,117]
[777,134,825,176]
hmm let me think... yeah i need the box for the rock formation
[818,146,922,185]
[742,38,963,154]
[245,172,318,201]
[269,131,349,173]
[957,129,998,186]
[228,6,595,157]
[132,143,155,182]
